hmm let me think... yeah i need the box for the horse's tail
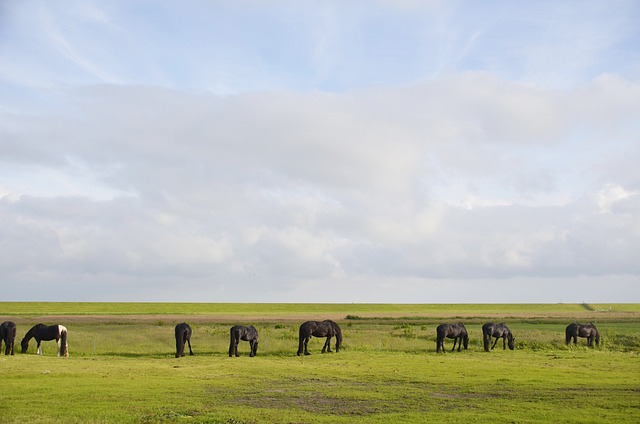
[228,327,237,357]
[333,322,343,352]
[8,323,16,355]
[481,324,489,351]
[436,325,445,353]
[175,324,185,358]
[297,324,307,356]
[59,326,68,357]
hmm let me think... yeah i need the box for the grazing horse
[297,320,342,356]
[174,322,194,358]
[1,321,17,355]
[436,322,468,353]
[229,325,259,357]
[482,322,515,352]
[21,324,68,357]
[566,323,600,347]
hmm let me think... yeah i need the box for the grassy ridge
[1,303,639,423]
[2,302,638,318]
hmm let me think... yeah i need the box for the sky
[0,1,639,303]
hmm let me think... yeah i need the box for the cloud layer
[1,1,639,301]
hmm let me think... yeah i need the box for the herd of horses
[0,322,68,357]
[1,320,601,357]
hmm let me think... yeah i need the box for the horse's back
[300,321,318,335]
[482,322,494,334]
[1,321,16,336]
[176,322,191,338]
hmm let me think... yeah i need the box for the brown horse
[482,323,515,352]
[436,322,468,353]
[297,320,342,356]
[21,324,68,356]
[229,325,259,357]
[565,323,600,347]
[1,321,17,355]
[174,322,194,358]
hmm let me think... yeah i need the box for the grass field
[1,303,639,423]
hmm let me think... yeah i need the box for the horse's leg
[502,336,507,350]
[451,337,458,352]
[491,337,499,350]
[37,340,42,355]
[249,340,256,357]
[304,337,311,355]
[322,336,332,353]
[187,338,193,356]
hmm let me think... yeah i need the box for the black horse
[482,322,515,352]
[1,321,17,355]
[229,325,259,357]
[174,322,193,358]
[436,322,468,353]
[566,322,600,347]
[21,324,68,356]
[297,320,342,356]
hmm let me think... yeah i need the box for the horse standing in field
[482,323,515,352]
[21,324,68,356]
[297,320,342,356]
[565,323,600,347]
[436,322,468,353]
[229,325,259,357]
[174,322,194,358]
[1,321,17,355]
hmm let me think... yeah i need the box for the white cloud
[0,1,638,302]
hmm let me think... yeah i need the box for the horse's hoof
[304,352,311,356]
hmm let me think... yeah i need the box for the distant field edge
[1,302,638,322]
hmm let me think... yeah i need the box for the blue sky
[1,1,639,302]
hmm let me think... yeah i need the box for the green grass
[1,303,639,423]
[2,302,637,317]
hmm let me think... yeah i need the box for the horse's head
[507,334,515,350]
[463,335,469,350]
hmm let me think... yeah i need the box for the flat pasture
[1,303,639,423]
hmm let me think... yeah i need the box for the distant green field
[2,301,638,319]
[1,303,638,423]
